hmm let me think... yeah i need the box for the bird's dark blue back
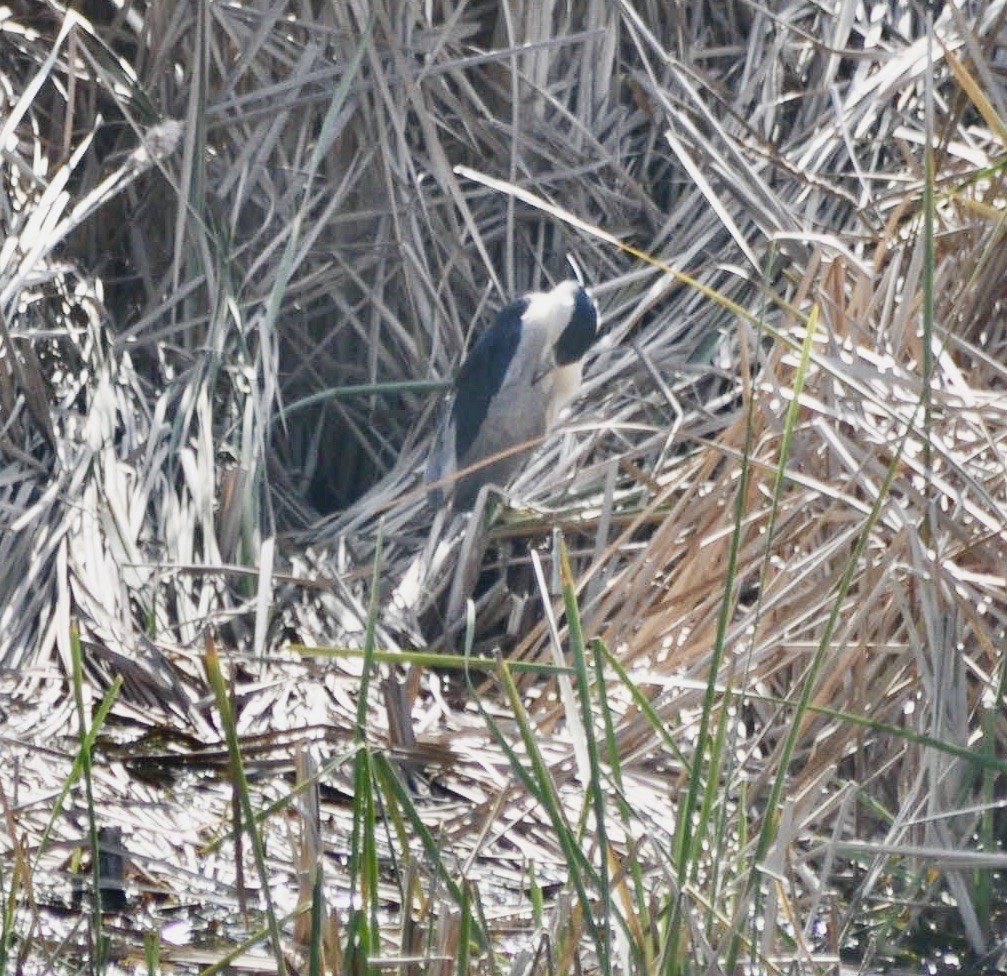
[453,298,528,462]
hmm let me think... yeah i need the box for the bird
[425,280,598,511]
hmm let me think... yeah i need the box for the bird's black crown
[554,286,597,365]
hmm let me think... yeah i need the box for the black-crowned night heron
[425,280,598,511]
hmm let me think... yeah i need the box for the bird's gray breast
[456,324,553,470]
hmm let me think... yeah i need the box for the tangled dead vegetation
[2,0,1007,971]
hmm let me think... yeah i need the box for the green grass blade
[296,643,573,676]
[590,639,651,969]
[475,657,606,958]
[558,536,611,975]
[69,622,106,973]
[204,640,287,976]
[344,520,384,975]
[724,410,918,974]
[276,379,448,422]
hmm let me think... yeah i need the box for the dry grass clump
[2,1,1007,973]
